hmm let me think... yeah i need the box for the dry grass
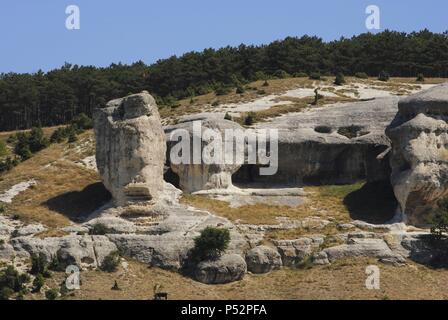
[0,131,109,229]
[24,257,448,300]
[181,183,364,225]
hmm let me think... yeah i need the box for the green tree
[192,227,230,260]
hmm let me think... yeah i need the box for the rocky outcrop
[193,254,247,284]
[165,117,244,193]
[386,84,448,226]
[94,91,166,206]
[274,236,324,267]
[245,245,282,274]
[11,235,117,269]
[234,97,399,186]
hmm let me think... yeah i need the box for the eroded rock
[94,91,166,206]
[194,254,247,284]
[165,117,244,193]
[386,83,448,226]
[245,245,282,274]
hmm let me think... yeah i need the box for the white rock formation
[94,91,166,206]
[386,83,448,226]
[165,117,244,193]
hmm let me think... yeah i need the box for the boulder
[94,91,166,206]
[386,83,448,226]
[274,236,324,267]
[165,117,244,193]
[11,235,117,269]
[245,245,282,274]
[323,238,405,264]
[194,254,247,284]
[107,233,194,270]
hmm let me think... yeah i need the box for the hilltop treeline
[1,29,447,131]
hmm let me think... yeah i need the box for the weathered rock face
[165,117,244,193]
[94,91,166,206]
[234,97,399,186]
[11,235,117,269]
[194,254,247,284]
[245,245,282,274]
[386,84,448,226]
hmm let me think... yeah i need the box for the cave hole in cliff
[343,180,397,224]
[164,166,180,189]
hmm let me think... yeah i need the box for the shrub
[430,198,448,239]
[0,141,7,157]
[236,85,245,94]
[49,255,64,272]
[293,72,308,78]
[254,71,267,80]
[0,266,30,298]
[71,113,93,131]
[0,287,14,300]
[214,85,232,96]
[273,69,289,79]
[67,131,78,143]
[378,71,390,82]
[89,223,110,235]
[101,251,120,272]
[50,127,68,143]
[192,227,230,260]
[355,72,369,79]
[262,80,269,87]
[0,157,19,173]
[334,73,346,85]
[309,72,321,80]
[244,112,256,126]
[416,73,425,82]
[31,253,48,275]
[32,274,45,293]
[45,288,59,300]
[28,127,50,153]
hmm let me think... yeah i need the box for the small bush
[192,227,230,260]
[0,141,7,157]
[101,251,120,272]
[416,73,425,82]
[236,85,245,94]
[67,131,78,143]
[355,72,369,79]
[262,80,269,87]
[89,223,110,235]
[430,198,448,239]
[254,71,267,80]
[214,85,232,96]
[244,112,256,126]
[32,274,45,293]
[309,72,321,80]
[211,101,220,107]
[224,112,232,121]
[334,73,346,85]
[0,266,30,298]
[273,69,289,79]
[45,288,59,300]
[378,71,390,82]
[111,280,121,291]
[31,253,48,275]
[0,287,14,300]
[71,113,93,131]
[293,72,308,78]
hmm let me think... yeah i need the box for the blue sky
[0,0,447,73]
